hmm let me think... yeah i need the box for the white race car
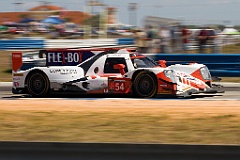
[12,48,221,97]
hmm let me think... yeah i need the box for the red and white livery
[12,48,220,98]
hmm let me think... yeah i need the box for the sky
[1,0,240,26]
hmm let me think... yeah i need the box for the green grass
[220,77,240,83]
[222,43,240,53]
[0,110,240,144]
[0,50,12,82]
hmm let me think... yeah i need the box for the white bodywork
[12,49,216,97]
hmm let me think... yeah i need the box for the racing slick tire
[133,71,158,98]
[26,70,50,97]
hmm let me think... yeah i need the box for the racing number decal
[114,82,125,92]
[108,78,130,93]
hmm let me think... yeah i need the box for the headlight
[200,67,211,80]
[164,70,173,78]
[164,70,177,83]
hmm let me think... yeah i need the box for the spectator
[170,26,178,52]
[198,27,209,53]
[213,30,223,53]
[181,26,191,53]
[173,26,183,53]
[159,26,171,53]
[134,29,147,53]
[145,25,155,53]
[207,27,217,53]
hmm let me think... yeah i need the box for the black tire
[26,71,50,97]
[133,71,157,98]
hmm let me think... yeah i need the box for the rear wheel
[26,71,50,97]
[133,71,157,98]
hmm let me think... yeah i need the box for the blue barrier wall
[0,38,44,50]
[148,54,240,77]
[117,38,135,45]
[0,38,239,77]
[0,38,134,50]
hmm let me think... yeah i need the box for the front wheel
[26,71,50,97]
[132,71,157,98]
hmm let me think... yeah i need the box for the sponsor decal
[186,77,196,81]
[13,77,21,81]
[13,73,24,76]
[182,77,203,87]
[159,84,168,87]
[101,82,107,88]
[49,69,78,75]
[183,86,192,91]
[13,82,20,87]
[46,50,95,66]
[176,72,188,77]
[47,52,80,64]
[158,90,172,94]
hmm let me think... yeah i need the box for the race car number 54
[114,82,125,92]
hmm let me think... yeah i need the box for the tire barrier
[147,54,240,77]
[44,38,118,48]
[0,142,239,160]
[0,38,135,50]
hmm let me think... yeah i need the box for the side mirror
[113,64,125,75]
[158,60,167,68]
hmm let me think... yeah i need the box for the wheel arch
[131,69,144,81]
[25,69,49,86]
[25,69,50,97]
[132,70,158,98]
[132,69,158,83]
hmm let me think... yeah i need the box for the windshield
[132,56,158,68]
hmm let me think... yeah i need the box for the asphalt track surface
[0,82,239,100]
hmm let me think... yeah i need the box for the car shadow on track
[2,93,223,100]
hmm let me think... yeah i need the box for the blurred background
[0,0,239,82]
[0,0,240,49]
[0,0,239,146]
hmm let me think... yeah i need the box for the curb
[213,82,240,88]
[0,82,12,91]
